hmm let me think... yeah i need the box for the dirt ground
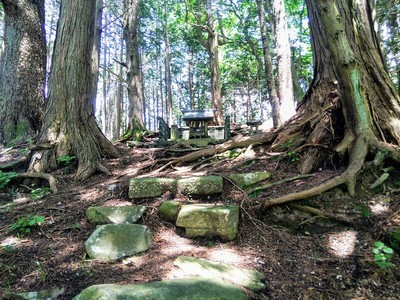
[0,141,399,299]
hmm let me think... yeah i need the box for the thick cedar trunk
[28,0,119,180]
[263,0,400,206]
[124,0,144,130]
[0,0,46,144]
[256,0,281,128]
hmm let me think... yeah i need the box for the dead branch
[16,172,58,194]
[290,204,354,225]
[247,174,315,195]
[155,131,277,172]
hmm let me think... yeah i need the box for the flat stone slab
[227,172,271,189]
[176,204,239,241]
[129,177,176,198]
[86,206,146,225]
[85,224,152,261]
[129,176,223,199]
[73,277,247,300]
[3,288,64,300]
[174,256,266,291]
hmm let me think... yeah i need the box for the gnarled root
[16,172,58,194]
[262,136,400,209]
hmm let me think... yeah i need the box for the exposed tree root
[290,204,354,225]
[16,172,58,194]
[247,174,315,195]
[261,136,400,209]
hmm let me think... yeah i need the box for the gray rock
[86,206,146,225]
[174,256,266,291]
[176,204,239,241]
[128,177,176,199]
[73,277,246,300]
[158,201,182,222]
[85,224,152,261]
[128,176,223,199]
[3,288,64,300]
[227,172,271,189]
[176,176,223,195]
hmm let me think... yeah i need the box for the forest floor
[0,136,400,299]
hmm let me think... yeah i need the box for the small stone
[158,201,182,222]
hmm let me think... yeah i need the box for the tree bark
[272,0,296,123]
[256,0,281,128]
[124,0,144,130]
[0,0,46,144]
[28,0,119,181]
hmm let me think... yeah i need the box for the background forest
[1,0,400,299]
[0,0,398,141]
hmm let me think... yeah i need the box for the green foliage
[389,229,400,251]
[286,151,299,162]
[0,171,17,191]
[10,215,45,235]
[356,204,372,217]
[57,155,77,166]
[30,187,51,200]
[372,241,395,269]
[280,139,295,149]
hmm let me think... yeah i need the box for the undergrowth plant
[10,215,45,235]
[372,241,394,269]
[0,171,17,191]
[57,155,77,166]
[30,187,51,200]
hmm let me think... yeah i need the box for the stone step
[73,277,247,300]
[128,176,223,199]
[85,224,152,262]
[86,206,146,225]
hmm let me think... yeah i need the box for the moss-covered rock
[158,201,182,222]
[176,176,223,195]
[128,177,176,199]
[85,224,152,261]
[227,172,271,189]
[128,176,223,199]
[86,206,146,225]
[176,204,239,241]
[73,277,247,300]
[174,256,266,291]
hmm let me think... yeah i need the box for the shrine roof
[181,109,215,121]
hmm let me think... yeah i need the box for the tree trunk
[206,0,224,125]
[92,0,103,112]
[272,0,296,123]
[256,0,281,129]
[0,0,46,144]
[124,0,144,130]
[28,0,119,181]
[163,0,173,125]
[264,0,400,204]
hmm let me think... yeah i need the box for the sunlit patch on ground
[326,230,357,258]
[0,236,21,248]
[368,196,390,215]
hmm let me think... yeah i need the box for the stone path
[8,173,271,299]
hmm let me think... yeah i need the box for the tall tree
[272,0,296,123]
[256,0,281,128]
[195,0,224,125]
[29,0,119,180]
[123,0,145,131]
[0,0,46,145]
[264,0,400,206]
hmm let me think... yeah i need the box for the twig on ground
[247,174,315,195]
